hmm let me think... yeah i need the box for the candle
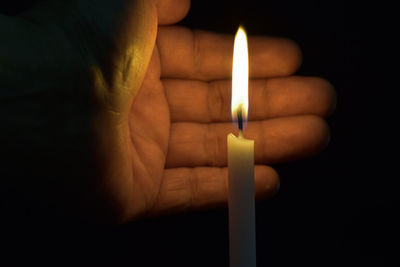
[227,26,256,267]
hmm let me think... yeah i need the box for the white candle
[227,26,256,267]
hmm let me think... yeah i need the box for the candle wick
[237,107,243,132]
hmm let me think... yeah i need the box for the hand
[0,0,335,224]
[147,27,335,218]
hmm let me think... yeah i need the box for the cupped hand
[0,0,335,224]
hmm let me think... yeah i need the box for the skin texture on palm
[0,0,335,224]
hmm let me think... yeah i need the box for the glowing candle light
[227,26,256,267]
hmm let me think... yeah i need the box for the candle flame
[231,26,249,126]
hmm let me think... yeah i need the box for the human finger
[166,115,329,168]
[157,26,302,80]
[156,0,190,25]
[146,165,279,216]
[164,76,336,123]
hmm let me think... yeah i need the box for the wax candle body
[227,133,256,267]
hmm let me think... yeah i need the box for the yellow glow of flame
[231,26,249,121]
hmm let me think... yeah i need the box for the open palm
[0,0,335,223]
[129,24,336,220]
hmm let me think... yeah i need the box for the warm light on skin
[231,26,249,123]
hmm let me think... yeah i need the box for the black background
[1,1,398,266]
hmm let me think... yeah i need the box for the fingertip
[255,165,280,201]
[157,0,190,25]
[281,38,303,75]
[310,77,337,117]
[305,115,331,154]
[250,37,302,78]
